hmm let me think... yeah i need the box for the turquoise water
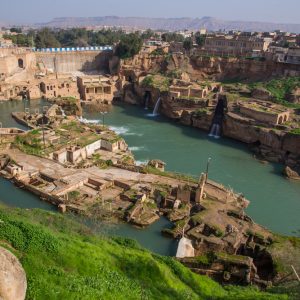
[0,177,56,211]
[0,99,300,245]
[0,99,49,129]
[85,103,300,237]
[0,100,176,255]
[0,177,175,255]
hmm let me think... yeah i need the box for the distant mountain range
[36,16,300,33]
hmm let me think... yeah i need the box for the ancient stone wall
[239,106,287,125]
[36,51,113,74]
[0,55,18,75]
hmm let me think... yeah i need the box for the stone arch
[283,114,288,123]
[18,58,24,68]
[278,116,283,124]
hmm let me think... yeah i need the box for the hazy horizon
[1,0,300,25]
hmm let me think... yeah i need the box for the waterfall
[209,124,221,139]
[60,107,66,118]
[152,97,161,115]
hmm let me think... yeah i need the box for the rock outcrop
[251,88,273,101]
[287,88,300,104]
[284,166,300,180]
[0,247,27,300]
[116,51,300,82]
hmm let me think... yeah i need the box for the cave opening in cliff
[144,91,151,109]
[18,58,24,68]
[209,94,227,138]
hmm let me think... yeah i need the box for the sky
[0,0,299,24]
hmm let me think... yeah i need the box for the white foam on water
[109,126,143,137]
[135,160,149,166]
[124,132,144,137]
[146,113,159,117]
[129,146,145,151]
[77,116,100,124]
[109,126,129,135]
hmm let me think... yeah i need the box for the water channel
[1,99,300,255]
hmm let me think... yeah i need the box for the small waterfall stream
[208,95,226,139]
[60,107,66,118]
[147,97,161,117]
[209,123,221,139]
[153,97,161,115]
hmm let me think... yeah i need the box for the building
[297,35,300,46]
[77,75,116,103]
[203,35,272,56]
[40,78,80,99]
[266,46,288,62]
[0,38,13,48]
[169,84,209,99]
[239,100,290,126]
[286,47,300,65]
[0,83,19,100]
[141,41,169,54]
[52,134,127,165]
[169,81,222,101]
[26,84,42,100]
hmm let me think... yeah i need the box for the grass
[143,166,198,183]
[290,128,300,135]
[0,206,290,299]
[249,77,300,109]
[193,108,210,117]
[141,74,171,92]
[14,133,43,156]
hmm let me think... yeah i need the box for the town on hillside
[1,21,300,299]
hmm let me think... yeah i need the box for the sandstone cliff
[0,247,27,300]
[116,52,300,82]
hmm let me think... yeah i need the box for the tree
[195,32,206,47]
[3,34,29,47]
[35,28,60,48]
[183,37,193,51]
[141,29,158,40]
[161,32,184,43]
[10,27,22,33]
[115,33,143,59]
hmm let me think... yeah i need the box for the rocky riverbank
[119,74,300,180]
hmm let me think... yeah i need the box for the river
[0,99,300,256]
[84,103,300,237]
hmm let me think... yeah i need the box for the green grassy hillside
[0,206,288,300]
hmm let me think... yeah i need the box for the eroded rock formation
[0,247,27,300]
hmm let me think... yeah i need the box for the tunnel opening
[144,91,151,109]
[18,58,24,68]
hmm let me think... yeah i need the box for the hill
[0,205,289,299]
[37,16,300,33]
